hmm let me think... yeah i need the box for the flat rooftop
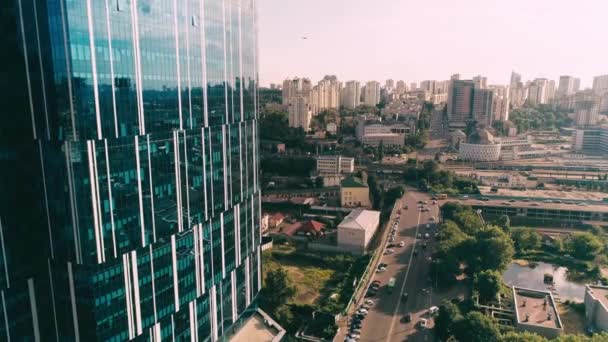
[513,287,562,330]
[478,186,608,202]
[229,309,285,342]
[586,285,608,312]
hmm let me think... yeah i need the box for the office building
[573,127,608,154]
[316,156,355,174]
[574,90,600,127]
[340,178,371,208]
[593,75,608,95]
[364,81,381,106]
[282,77,312,105]
[557,76,576,97]
[341,81,361,109]
[0,0,262,340]
[447,79,494,128]
[288,96,312,130]
[509,72,526,108]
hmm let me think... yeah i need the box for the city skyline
[258,0,608,87]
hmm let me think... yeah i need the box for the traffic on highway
[342,191,443,342]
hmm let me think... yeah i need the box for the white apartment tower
[364,81,381,106]
[288,96,312,130]
[341,81,361,109]
[282,77,312,105]
[557,76,576,97]
[593,75,608,95]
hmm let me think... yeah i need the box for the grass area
[558,302,586,335]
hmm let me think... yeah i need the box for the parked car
[399,241,405,247]
[429,306,439,315]
[419,318,428,329]
[403,313,412,323]
[401,293,409,302]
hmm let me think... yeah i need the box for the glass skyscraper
[0,0,261,340]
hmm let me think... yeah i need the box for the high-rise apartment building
[574,90,601,127]
[364,81,381,106]
[509,72,526,108]
[310,76,340,113]
[448,80,494,128]
[573,78,581,92]
[0,0,261,340]
[473,75,488,89]
[385,79,395,91]
[557,76,576,97]
[490,86,510,122]
[593,75,608,95]
[527,78,550,106]
[395,80,407,94]
[341,81,361,109]
[288,96,312,130]
[282,77,312,105]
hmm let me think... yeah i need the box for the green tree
[474,270,502,303]
[567,232,603,260]
[453,210,484,236]
[260,267,296,312]
[494,215,511,233]
[378,141,385,161]
[441,202,470,222]
[273,305,296,331]
[511,228,542,253]
[472,226,514,273]
[454,312,500,342]
[434,301,463,341]
[500,331,548,342]
[367,175,383,210]
[315,176,324,188]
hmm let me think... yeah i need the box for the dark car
[422,242,428,249]
[401,293,409,302]
[402,313,412,323]
[413,249,419,256]
[379,263,388,268]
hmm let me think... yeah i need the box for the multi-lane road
[343,191,442,342]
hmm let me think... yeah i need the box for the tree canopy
[566,232,603,260]
[512,228,542,253]
[475,270,502,303]
[260,267,296,312]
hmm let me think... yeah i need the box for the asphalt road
[345,191,441,342]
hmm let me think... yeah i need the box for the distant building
[512,287,563,339]
[269,213,285,229]
[385,79,395,91]
[527,78,550,106]
[316,155,355,174]
[584,284,608,332]
[310,75,341,113]
[593,75,608,95]
[364,81,381,106]
[337,209,381,254]
[574,90,601,127]
[473,75,488,89]
[396,80,407,94]
[458,129,502,161]
[326,122,338,135]
[340,177,370,208]
[341,80,361,109]
[557,76,577,97]
[490,85,510,122]
[288,95,312,130]
[283,77,312,105]
[355,116,412,148]
[448,79,494,128]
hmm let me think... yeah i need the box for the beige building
[288,96,312,130]
[364,81,381,106]
[316,155,355,174]
[513,287,563,339]
[584,284,608,332]
[340,177,370,208]
[337,209,380,254]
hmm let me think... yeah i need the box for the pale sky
[257,0,608,87]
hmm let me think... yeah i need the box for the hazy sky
[257,0,608,87]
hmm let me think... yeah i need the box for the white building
[364,81,381,106]
[362,133,405,148]
[459,143,502,161]
[337,209,380,254]
[593,75,608,95]
[282,77,312,105]
[527,78,550,106]
[557,76,576,97]
[316,155,355,174]
[490,85,510,122]
[341,80,361,109]
[288,96,312,130]
[584,284,608,332]
[310,76,340,114]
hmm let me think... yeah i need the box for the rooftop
[341,177,368,188]
[229,309,285,342]
[339,209,381,231]
[586,284,608,312]
[454,196,608,213]
[513,287,562,330]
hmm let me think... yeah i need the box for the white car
[358,309,368,315]
[429,306,439,315]
[399,241,405,247]
[419,318,428,329]
[424,233,430,239]
[429,216,436,222]
[365,299,374,305]
[376,267,387,273]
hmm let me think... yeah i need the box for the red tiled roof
[299,220,325,233]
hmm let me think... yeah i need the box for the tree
[378,140,385,161]
[260,267,296,312]
[434,301,463,341]
[454,311,500,342]
[475,270,502,303]
[511,228,542,253]
[367,175,383,210]
[453,210,484,236]
[472,226,514,273]
[315,176,324,188]
[441,202,470,222]
[494,215,511,233]
[567,232,603,260]
[501,332,548,342]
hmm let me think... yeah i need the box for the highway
[344,191,442,342]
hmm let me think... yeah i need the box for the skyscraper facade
[0,0,261,340]
[448,80,493,128]
[341,81,361,109]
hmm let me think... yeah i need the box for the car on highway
[348,334,360,340]
[357,308,368,315]
[424,233,430,239]
[418,200,424,204]
[419,318,428,329]
[402,313,412,323]
[384,249,394,255]
[399,241,405,247]
[417,233,422,238]
[413,249,419,256]
[429,216,435,221]
[376,267,386,273]
[350,328,361,335]
[433,200,437,205]
[422,242,428,249]
[401,293,409,302]
[403,205,408,209]
[426,224,430,229]
[429,306,439,315]
[364,299,374,306]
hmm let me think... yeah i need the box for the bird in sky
[301,36,308,40]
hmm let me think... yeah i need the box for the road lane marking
[385,194,423,342]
